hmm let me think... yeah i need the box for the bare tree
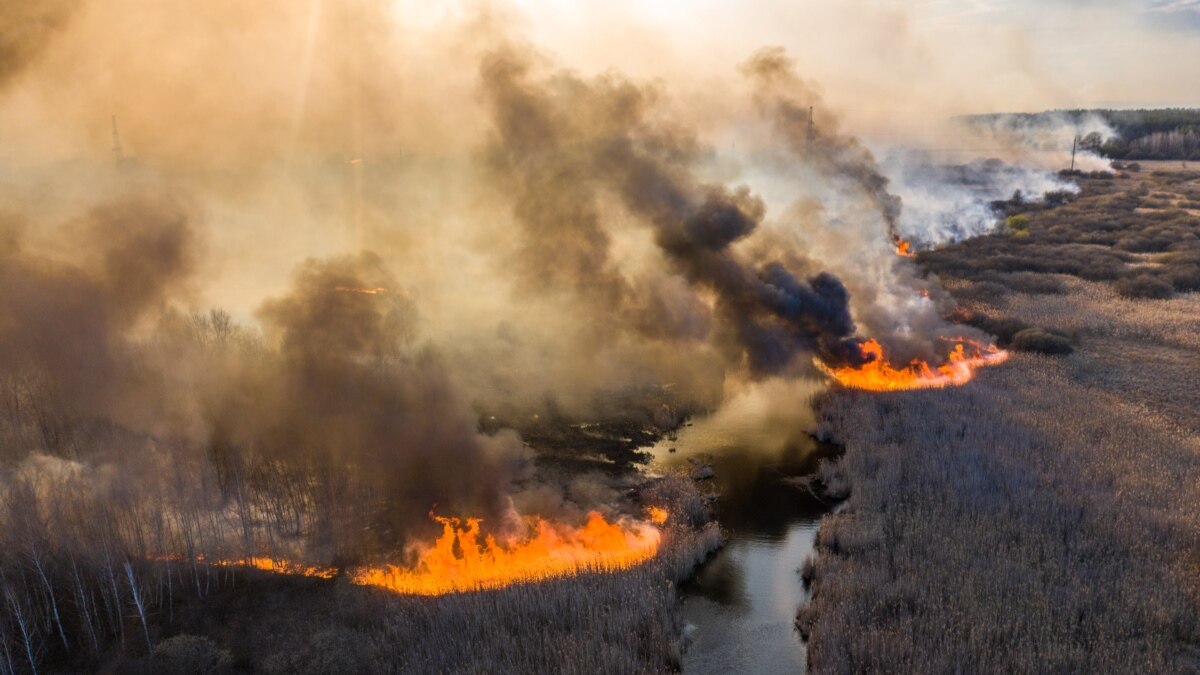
[123,561,153,653]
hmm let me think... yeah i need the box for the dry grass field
[802,171,1200,673]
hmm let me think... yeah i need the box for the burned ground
[802,170,1200,673]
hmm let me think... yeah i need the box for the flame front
[352,511,661,595]
[895,238,915,257]
[817,338,1008,391]
[187,511,661,596]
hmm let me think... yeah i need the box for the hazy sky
[3,0,1197,317]
[389,0,1200,132]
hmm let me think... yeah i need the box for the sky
[387,0,1200,133]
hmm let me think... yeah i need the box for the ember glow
[229,556,338,579]
[352,511,661,595]
[817,338,1008,391]
[646,506,669,525]
[895,237,915,257]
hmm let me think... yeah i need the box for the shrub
[1006,215,1030,234]
[959,312,1031,346]
[1163,264,1200,292]
[1009,329,1074,355]
[148,635,233,675]
[262,628,376,675]
[1114,274,1174,299]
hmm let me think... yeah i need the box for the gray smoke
[741,47,904,243]
[480,46,870,374]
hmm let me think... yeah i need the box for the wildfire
[353,511,661,595]
[335,286,389,295]
[817,337,1008,391]
[895,237,915,257]
[177,511,661,596]
[646,506,669,525]
[233,556,338,579]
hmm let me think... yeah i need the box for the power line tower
[806,106,816,148]
[111,115,124,162]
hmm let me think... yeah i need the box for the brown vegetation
[921,170,1200,300]
[802,170,1200,673]
[0,455,718,674]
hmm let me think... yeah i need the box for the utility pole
[1069,134,1078,172]
[806,106,816,148]
[111,115,124,163]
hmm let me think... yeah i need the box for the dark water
[649,425,839,674]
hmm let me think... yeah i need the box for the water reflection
[649,405,839,675]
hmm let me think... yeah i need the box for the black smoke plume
[0,193,526,560]
[480,47,870,373]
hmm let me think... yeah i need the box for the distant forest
[966,109,1200,160]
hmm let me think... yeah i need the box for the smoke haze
[0,0,1130,561]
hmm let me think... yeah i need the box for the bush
[1114,274,1174,299]
[1163,264,1200,292]
[1009,329,1074,355]
[959,312,1031,346]
[262,628,376,675]
[1006,215,1030,234]
[148,635,233,675]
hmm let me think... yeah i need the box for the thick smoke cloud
[0,2,1063,568]
[480,47,869,373]
[0,194,197,437]
[0,0,76,90]
[742,48,903,241]
[246,254,527,547]
[0,194,526,556]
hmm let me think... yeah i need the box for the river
[648,413,839,674]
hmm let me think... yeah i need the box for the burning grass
[815,338,1008,391]
[351,511,662,596]
[0,467,717,674]
[161,509,665,597]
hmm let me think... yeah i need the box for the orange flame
[895,238,915,257]
[235,556,338,579]
[154,555,339,579]
[334,286,388,295]
[646,506,669,525]
[817,338,1008,391]
[352,511,661,595]
[172,512,661,596]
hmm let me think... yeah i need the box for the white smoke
[880,151,1079,246]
